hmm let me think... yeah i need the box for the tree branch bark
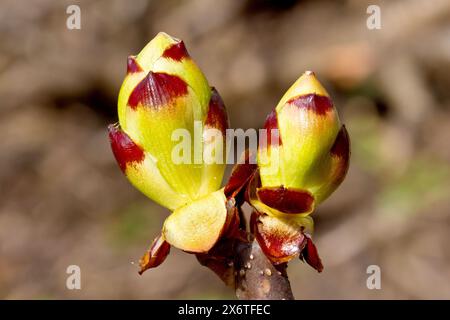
[234,240,294,300]
[197,238,294,300]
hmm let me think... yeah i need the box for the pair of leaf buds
[108,32,350,275]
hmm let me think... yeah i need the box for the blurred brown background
[1,0,449,299]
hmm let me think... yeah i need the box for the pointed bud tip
[286,71,330,101]
[133,32,181,72]
[276,70,331,112]
[298,71,329,97]
[155,31,180,43]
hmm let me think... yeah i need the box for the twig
[197,238,295,300]
[234,240,294,300]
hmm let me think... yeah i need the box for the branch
[234,240,294,300]
[197,238,295,300]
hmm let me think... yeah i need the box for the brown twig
[234,240,294,300]
[197,238,295,300]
